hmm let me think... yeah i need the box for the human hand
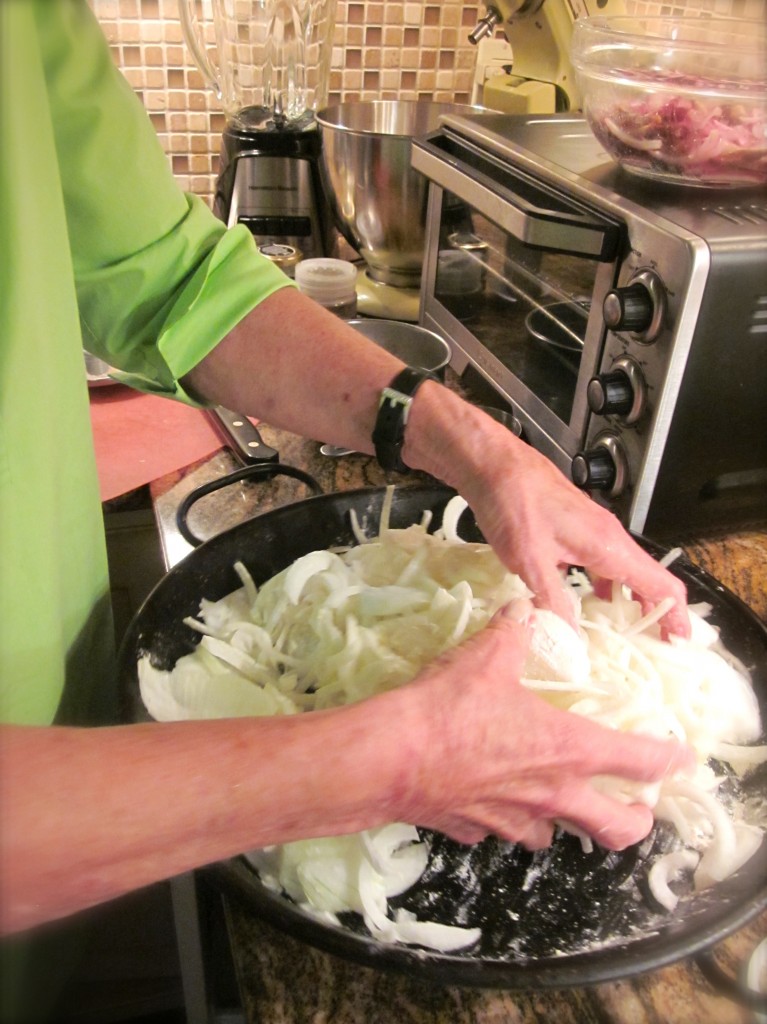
[403,602,695,851]
[449,408,690,638]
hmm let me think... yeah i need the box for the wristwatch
[372,367,438,473]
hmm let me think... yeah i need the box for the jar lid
[295,258,358,305]
[258,243,302,273]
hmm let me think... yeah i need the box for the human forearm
[1,609,695,937]
[184,286,688,634]
[402,379,690,635]
[183,287,405,453]
[0,693,419,935]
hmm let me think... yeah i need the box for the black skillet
[118,483,767,993]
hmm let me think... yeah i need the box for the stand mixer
[469,0,626,114]
[316,101,483,323]
[313,1,626,323]
[180,0,338,266]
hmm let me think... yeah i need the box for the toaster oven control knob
[603,284,654,333]
[587,358,646,424]
[572,435,628,498]
[602,270,665,341]
[587,371,633,416]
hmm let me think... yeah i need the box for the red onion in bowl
[572,16,767,188]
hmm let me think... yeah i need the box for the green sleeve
[37,0,294,403]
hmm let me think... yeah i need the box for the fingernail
[502,598,535,625]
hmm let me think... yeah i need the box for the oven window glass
[435,192,601,424]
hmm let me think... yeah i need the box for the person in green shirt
[0,0,692,997]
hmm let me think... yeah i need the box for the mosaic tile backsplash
[92,0,764,204]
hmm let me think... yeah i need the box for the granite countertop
[149,425,414,569]
[147,420,767,1024]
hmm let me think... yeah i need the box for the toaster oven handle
[412,134,619,262]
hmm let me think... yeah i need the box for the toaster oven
[412,113,767,540]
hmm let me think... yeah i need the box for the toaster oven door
[415,132,623,472]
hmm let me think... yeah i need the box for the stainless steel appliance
[310,0,625,317]
[213,124,336,263]
[316,101,480,321]
[412,112,767,538]
[180,0,337,262]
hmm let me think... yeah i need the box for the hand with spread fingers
[404,602,695,851]
[403,396,690,640]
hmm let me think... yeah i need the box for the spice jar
[257,242,302,278]
[295,258,358,319]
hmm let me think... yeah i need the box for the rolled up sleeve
[40,0,292,403]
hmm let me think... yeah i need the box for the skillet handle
[695,940,767,1013]
[175,464,324,548]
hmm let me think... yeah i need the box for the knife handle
[208,406,279,464]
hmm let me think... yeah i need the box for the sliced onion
[658,547,683,569]
[361,825,429,897]
[525,609,590,685]
[358,854,394,937]
[648,849,700,911]
[604,115,665,151]
[199,635,274,685]
[349,508,368,546]
[621,597,676,637]
[439,495,469,543]
[233,560,258,607]
[712,742,767,776]
[391,908,481,952]
[140,491,766,948]
[283,550,338,604]
[379,484,395,534]
[696,823,764,890]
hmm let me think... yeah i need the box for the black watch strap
[372,367,438,473]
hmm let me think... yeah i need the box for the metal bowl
[571,15,767,188]
[316,101,482,287]
[348,318,451,377]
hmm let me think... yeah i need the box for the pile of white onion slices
[139,490,766,953]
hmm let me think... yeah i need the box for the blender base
[214,124,337,262]
[356,269,420,323]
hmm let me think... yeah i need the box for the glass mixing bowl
[571,15,767,188]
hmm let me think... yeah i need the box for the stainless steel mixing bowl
[348,318,451,375]
[316,101,480,289]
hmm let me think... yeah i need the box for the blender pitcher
[180,0,336,131]
[184,0,339,260]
